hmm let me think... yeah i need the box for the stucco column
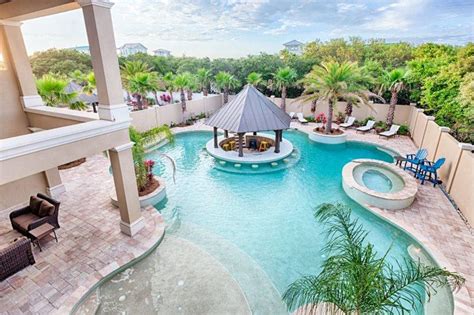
[0,20,43,108]
[44,168,66,199]
[109,143,144,237]
[79,0,129,121]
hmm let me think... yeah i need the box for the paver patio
[0,121,472,314]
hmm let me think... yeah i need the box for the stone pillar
[109,143,144,237]
[80,0,129,121]
[238,133,244,157]
[44,168,65,199]
[1,21,43,108]
[213,127,218,148]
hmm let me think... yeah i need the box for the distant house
[72,45,90,55]
[153,49,171,57]
[283,40,304,55]
[117,43,147,57]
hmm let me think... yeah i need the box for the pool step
[171,222,287,315]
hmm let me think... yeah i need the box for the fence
[408,107,473,226]
[130,94,223,132]
[131,93,473,226]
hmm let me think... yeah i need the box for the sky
[21,0,474,58]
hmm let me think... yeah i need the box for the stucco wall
[421,121,442,161]
[412,112,430,147]
[449,151,474,225]
[0,26,30,139]
[433,133,461,188]
[26,112,84,129]
[0,173,47,209]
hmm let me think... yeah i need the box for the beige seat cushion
[12,213,40,231]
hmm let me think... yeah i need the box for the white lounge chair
[356,120,375,133]
[379,124,400,138]
[339,116,355,129]
[289,112,296,119]
[296,112,308,124]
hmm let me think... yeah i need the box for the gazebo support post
[280,130,283,142]
[274,130,280,153]
[213,127,218,148]
[253,132,257,136]
[224,130,229,138]
[238,133,244,157]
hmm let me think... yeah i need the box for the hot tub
[342,159,418,210]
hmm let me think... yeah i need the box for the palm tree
[81,72,96,95]
[36,74,86,110]
[163,72,175,103]
[379,68,409,126]
[127,72,159,110]
[302,61,373,134]
[215,71,240,104]
[196,68,212,96]
[246,72,263,87]
[273,67,297,112]
[283,203,465,315]
[185,74,197,101]
[173,72,192,113]
[120,60,152,101]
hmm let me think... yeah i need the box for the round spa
[342,159,418,210]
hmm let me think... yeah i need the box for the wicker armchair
[9,193,60,238]
[0,237,35,281]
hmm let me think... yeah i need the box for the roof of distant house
[118,43,147,50]
[205,84,291,133]
[283,40,303,46]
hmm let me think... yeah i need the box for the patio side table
[29,223,58,252]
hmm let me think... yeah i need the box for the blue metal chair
[403,149,428,175]
[416,158,445,186]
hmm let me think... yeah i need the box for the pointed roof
[206,84,291,133]
[284,40,303,46]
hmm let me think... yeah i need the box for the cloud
[363,0,428,31]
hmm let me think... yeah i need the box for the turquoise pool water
[362,169,394,192]
[142,130,441,314]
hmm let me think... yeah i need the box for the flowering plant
[144,160,155,182]
[315,112,327,124]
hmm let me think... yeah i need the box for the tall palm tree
[127,72,159,110]
[173,72,192,113]
[196,68,212,96]
[36,74,87,110]
[302,61,373,134]
[120,60,152,101]
[81,72,96,95]
[283,203,465,315]
[163,72,175,103]
[273,67,297,112]
[215,71,240,104]
[379,68,409,126]
[246,72,263,87]
[185,74,197,101]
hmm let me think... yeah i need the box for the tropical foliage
[36,74,87,110]
[246,72,263,87]
[173,72,192,112]
[196,68,212,96]
[283,203,465,315]
[129,126,173,192]
[273,67,298,111]
[127,71,160,110]
[379,68,409,125]
[215,71,240,104]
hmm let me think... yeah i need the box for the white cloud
[364,0,429,31]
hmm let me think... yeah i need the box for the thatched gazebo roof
[206,84,291,133]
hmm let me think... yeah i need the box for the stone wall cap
[458,143,474,151]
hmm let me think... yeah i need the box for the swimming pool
[76,130,451,314]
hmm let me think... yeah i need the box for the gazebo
[206,84,291,158]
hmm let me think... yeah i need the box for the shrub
[398,124,410,136]
[305,116,316,122]
[315,112,327,124]
[335,111,345,124]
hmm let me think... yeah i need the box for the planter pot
[309,131,347,144]
[110,176,166,208]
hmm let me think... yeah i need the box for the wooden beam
[213,127,218,148]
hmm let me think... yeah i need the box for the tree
[163,72,175,103]
[283,203,465,315]
[379,68,409,125]
[129,126,173,192]
[273,67,298,111]
[120,60,152,101]
[82,72,96,95]
[246,72,263,87]
[196,68,212,96]
[173,72,192,112]
[127,72,159,110]
[185,74,197,101]
[30,49,92,78]
[36,74,87,110]
[302,61,371,134]
[215,71,240,104]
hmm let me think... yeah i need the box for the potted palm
[111,126,173,208]
[283,203,465,315]
[302,61,376,144]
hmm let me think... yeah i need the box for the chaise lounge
[356,120,375,133]
[339,116,355,129]
[379,124,400,139]
[10,193,61,238]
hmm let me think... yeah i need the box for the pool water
[77,130,452,314]
[362,169,393,192]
